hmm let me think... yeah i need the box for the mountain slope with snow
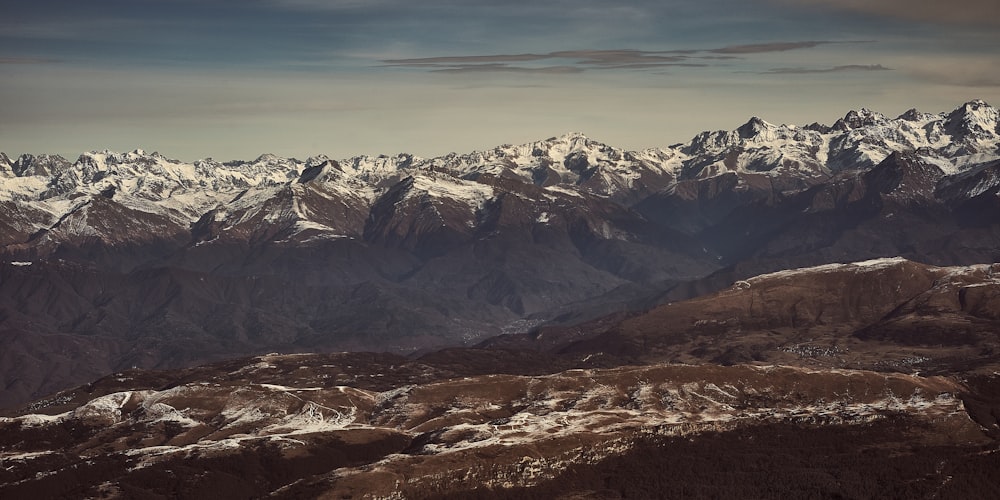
[1,100,997,240]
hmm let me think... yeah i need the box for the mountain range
[3,100,1000,497]
[0,100,998,410]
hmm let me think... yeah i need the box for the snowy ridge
[746,257,912,282]
[681,100,999,178]
[405,171,494,210]
[1,100,998,245]
[734,258,1000,310]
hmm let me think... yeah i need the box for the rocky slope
[1,101,999,408]
[493,258,1000,375]
[3,257,1000,497]
[1,353,995,499]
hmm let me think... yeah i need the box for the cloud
[547,50,690,65]
[384,54,550,65]
[591,63,708,70]
[771,0,1000,27]
[429,64,583,74]
[708,40,876,54]
[384,50,693,67]
[763,64,891,74]
[383,49,697,74]
[381,44,834,74]
[709,41,830,54]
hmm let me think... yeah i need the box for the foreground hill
[494,258,1000,376]
[2,353,997,498]
[3,257,1000,497]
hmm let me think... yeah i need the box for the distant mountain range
[1,100,999,408]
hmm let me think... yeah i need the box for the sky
[1,0,999,161]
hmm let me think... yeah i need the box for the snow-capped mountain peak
[304,154,333,169]
[0,153,13,178]
[736,116,776,139]
[836,107,888,130]
[546,131,594,150]
[945,99,999,141]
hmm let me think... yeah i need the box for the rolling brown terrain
[3,257,1000,498]
[552,258,1000,372]
[2,353,997,499]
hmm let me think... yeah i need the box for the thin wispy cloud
[593,63,709,70]
[709,41,830,54]
[430,64,583,74]
[383,54,551,65]
[709,40,878,54]
[383,49,692,73]
[763,64,892,75]
[547,50,690,65]
[381,43,868,74]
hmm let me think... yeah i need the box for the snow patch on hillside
[748,257,911,282]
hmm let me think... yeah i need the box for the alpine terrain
[2,101,1000,497]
